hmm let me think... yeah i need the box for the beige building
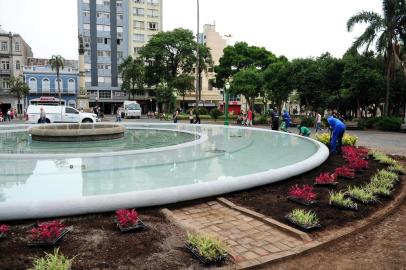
[178,24,231,111]
[0,25,33,114]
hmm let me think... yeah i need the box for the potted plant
[0,224,9,239]
[285,209,320,230]
[30,248,74,270]
[329,191,358,210]
[334,166,355,179]
[186,233,228,265]
[27,220,69,246]
[115,208,145,232]
[346,186,377,204]
[314,172,338,186]
[287,184,317,205]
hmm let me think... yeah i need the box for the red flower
[315,172,337,184]
[288,184,317,202]
[116,209,139,228]
[28,220,65,242]
[342,146,368,161]
[0,224,9,234]
[335,166,355,178]
[347,158,368,170]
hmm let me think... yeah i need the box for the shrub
[254,114,269,125]
[288,185,317,202]
[329,191,357,209]
[375,117,403,131]
[29,221,65,242]
[287,209,319,227]
[116,209,139,228]
[315,172,337,184]
[30,248,74,270]
[347,186,377,203]
[300,117,315,128]
[357,119,368,130]
[209,108,223,122]
[186,233,227,262]
[315,133,358,146]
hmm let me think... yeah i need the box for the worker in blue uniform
[327,116,346,154]
[282,109,291,129]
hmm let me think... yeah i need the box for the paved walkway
[168,201,306,268]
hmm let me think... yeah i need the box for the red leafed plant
[28,221,65,242]
[335,166,355,178]
[315,172,337,184]
[348,158,368,170]
[116,209,139,228]
[0,224,9,235]
[342,146,367,160]
[288,184,317,202]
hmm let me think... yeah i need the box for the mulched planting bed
[0,210,216,269]
[226,154,404,236]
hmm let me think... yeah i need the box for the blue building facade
[23,66,79,107]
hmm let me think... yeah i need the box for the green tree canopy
[9,76,29,114]
[118,56,146,101]
[230,67,263,108]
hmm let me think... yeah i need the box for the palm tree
[49,55,65,105]
[9,76,29,115]
[347,0,406,116]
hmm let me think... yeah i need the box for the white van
[123,101,141,119]
[26,105,98,124]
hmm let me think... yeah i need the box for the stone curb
[243,173,406,269]
[216,197,312,242]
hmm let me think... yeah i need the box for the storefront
[220,101,241,115]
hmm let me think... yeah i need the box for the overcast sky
[0,0,382,60]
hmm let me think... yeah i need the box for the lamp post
[195,0,200,110]
[224,82,230,126]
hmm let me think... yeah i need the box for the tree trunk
[384,51,393,117]
[182,94,185,112]
[57,68,61,105]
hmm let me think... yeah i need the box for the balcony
[0,69,11,75]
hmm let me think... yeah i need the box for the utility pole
[195,0,200,110]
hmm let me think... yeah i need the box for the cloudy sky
[0,0,382,60]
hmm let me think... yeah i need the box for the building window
[1,79,10,89]
[133,8,144,16]
[147,0,159,5]
[105,51,111,56]
[208,67,213,72]
[97,25,111,31]
[83,11,90,17]
[134,47,142,54]
[15,42,20,52]
[147,9,159,17]
[99,90,111,99]
[97,37,104,44]
[1,42,7,51]
[15,60,20,70]
[133,34,145,42]
[104,1,110,6]
[116,0,122,7]
[1,60,10,70]
[134,0,144,3]
[55,79,63,91]
[83,0,90,3]
[134,20,145,30]
[29,77,37,91]
[117,14,123,21]
[117,51,123,58]
[117,26,123,33]
[42,78,50,92]
[83,23,90,30]
[85,76,91,83]
[148,22,158,31]
[68,79,75,92]
[97,12,110,19]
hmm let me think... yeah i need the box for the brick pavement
[168,201,306,268]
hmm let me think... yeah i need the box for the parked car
[123,101,141,119]
[26,105,99,124]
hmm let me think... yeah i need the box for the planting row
[286,147,404,230]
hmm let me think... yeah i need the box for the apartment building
[77,0,162,114]
[0,25,33,114]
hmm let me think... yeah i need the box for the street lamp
[224,82,230,126]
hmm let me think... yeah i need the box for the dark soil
[0,210,219,270]
[225,154,401,236]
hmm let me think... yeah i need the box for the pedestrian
[189,109,194,124]
[194,109,201,124]
[327,116,346,154]
[0,111,3,122]
[6,109,11,121]
[173,109,179,123]
[270,108,280,131]
[39,107,47,124]
[116,107,122,122]
[282,109,291,129]
[246,107,253,126]
[9,108,14,121]
[298,124,311,137]
[315,112,322,133]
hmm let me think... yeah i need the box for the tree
[170,74,195,111]
[49,55,65,105]
[9,76,29,115]
[154,82,174,113]
[118,56,146,101]
[230,67,263,109]
[196,44,213,101]
[347,0,406,116]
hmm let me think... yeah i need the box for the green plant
[366,181,393,196]
[388,163,405,174]
[288,209,319,227]
[370,151,396,165]
[300,117,315,128]
[371,174,396,190]
[329,191,357,209]
[253,114,268,125]
[374,117,403,131]
[376,169,399,182]
[347,186,377,203]
[315,133,358,146]
[186,233,227,262]
[30,248,74,270]
[209,108,223,122]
